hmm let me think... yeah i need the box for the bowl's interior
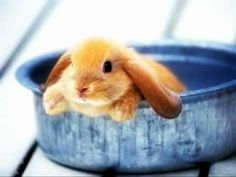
[17,44,236,97]
[162,60,236,90]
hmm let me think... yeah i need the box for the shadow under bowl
[16,40,236,173]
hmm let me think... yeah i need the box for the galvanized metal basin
[16,41,236,173]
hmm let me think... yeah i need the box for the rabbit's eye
[103,61,112,73]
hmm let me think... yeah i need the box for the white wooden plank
[0,69,36,175]
[24,148,199,176]
[0,0,48,69]
[23,148,97,176]
[16,0,177,56]
[0,1,53,175]
[209,155,236,176]
[173,0,236,43]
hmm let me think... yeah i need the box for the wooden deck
[1,0,236,176]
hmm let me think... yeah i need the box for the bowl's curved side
[34,87,236,173]
[16,51,64,94]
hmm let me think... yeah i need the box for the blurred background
[1,0,236,175]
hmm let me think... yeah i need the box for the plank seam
[0,0,58,80]
[13,141,38,177]
[198,162,211,177]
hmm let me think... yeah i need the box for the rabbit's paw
[109,107,136,122]
[43,85,67,116]
[109,91,140,122]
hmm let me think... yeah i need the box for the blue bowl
[16,41,236,173]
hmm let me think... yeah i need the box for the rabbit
[42,38,186,122]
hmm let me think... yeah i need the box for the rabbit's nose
[78,87,88,98]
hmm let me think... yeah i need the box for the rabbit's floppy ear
[43,51,71,91]
[122,54,182,119]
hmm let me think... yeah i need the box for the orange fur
[44,52,71,89]
[123,59,183,118]
[43,38,185,121]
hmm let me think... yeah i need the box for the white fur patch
[72,98,107,106]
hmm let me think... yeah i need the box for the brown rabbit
[42,38,185,121]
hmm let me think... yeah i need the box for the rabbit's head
[43,38,182,119]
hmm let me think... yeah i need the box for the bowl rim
[16,40,236,103]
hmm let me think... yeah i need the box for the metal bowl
[16,41,236,173]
